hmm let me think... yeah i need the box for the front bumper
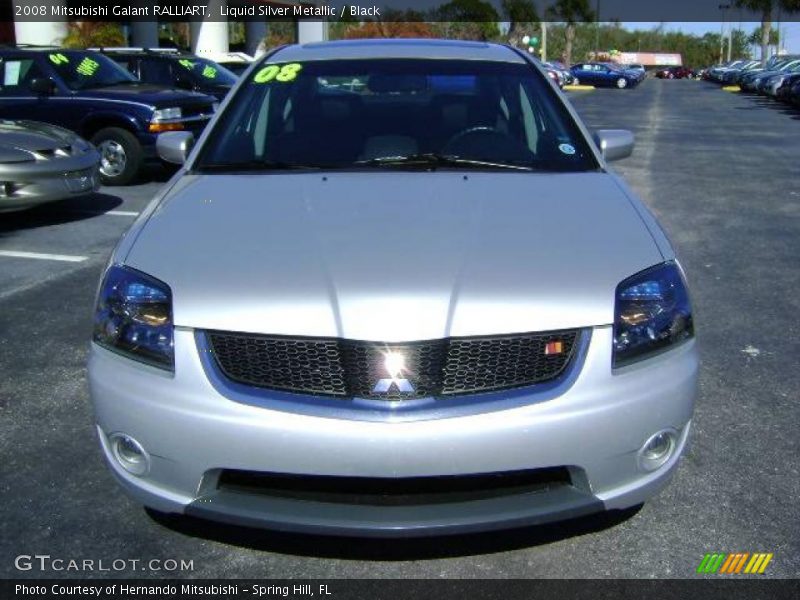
[0,154,99,212]
[88,326,698,537]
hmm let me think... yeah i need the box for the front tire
[616,77,628,89]
[91,127,143,186]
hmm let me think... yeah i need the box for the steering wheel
[443,126,503,152]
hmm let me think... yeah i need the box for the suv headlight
[613,261,694,368]
[152,107,182,121]
[93,265,174,370]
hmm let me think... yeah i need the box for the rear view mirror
[29,78,56,95]
[593,129,634,162]
[156,131,195,165]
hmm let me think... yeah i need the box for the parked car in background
[791,79,800,106]
[740,58,800,92]
[0,120,99,212]
[570,62,640,88]
[761,62,800,96]
[0,47,217,185]
[655,66,694,79]
[721,60,761,84]
[95,48,238,101]
[542,62,566,88]
[775,72,800,103]
[548,60,575,85]
[625,64,646,80]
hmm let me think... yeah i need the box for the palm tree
[502,0,539,47]
[545,0,594,66]
[735,0,798,64]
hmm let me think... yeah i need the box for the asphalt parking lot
[1,79,798,579]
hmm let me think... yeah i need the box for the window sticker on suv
[202,65,217,79]
[76,57,100,77]
[49,53,69,65]
[253,63,303,84]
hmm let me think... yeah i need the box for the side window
[0,58,44,96]
[113,58,136,77]
[139,59,174,86]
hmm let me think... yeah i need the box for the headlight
[613,261,694,368]
[152,107,182,121]
[93,265,174,370]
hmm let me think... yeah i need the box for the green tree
[432,0,500,40]
[62,22,125,49]
[734,0,797,64]
[545,0,594,66]
[502,0,539,46]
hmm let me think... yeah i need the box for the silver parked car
[0,120,99,212]
[89,40,698,536]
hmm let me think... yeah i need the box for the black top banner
[7,0,800,22]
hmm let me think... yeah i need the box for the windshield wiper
[353,153,536,171]
[198,160,322,173]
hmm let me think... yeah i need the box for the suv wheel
[91,127,142,186]
[616,77,628,89]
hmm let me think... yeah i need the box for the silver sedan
[89,39,697,537]
[0,120,99,213]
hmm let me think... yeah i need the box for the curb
[564,85,596,91]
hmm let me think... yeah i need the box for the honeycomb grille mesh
[207,330,579,400]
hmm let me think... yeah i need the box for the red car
[656,66,694,79]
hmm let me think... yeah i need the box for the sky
[623,22,800,55]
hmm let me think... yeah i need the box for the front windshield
[175,57,237,86]
[197,58,597,172]
[47,51,136,90]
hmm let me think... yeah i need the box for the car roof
[270,39,525,63]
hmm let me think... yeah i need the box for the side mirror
[593,129,634,162]
[29,77,56,95]
[156,131,195,165]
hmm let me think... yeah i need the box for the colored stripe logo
[697,553,773,574]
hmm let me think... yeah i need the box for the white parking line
[0,250,88,263]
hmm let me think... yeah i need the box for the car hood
[126,172,664,341]
[0,120,77,163]
[76,84,215,106]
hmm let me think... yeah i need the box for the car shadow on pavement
[0,193,124,235]
[146,505,643,560]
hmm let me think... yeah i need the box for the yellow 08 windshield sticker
[253,63,303,84]
[76,57,100,77]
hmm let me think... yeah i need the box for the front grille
[217,468,572,506]
[208,329,579,400]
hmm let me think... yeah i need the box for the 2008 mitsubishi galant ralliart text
[89,39,698,537]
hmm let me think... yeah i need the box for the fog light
[638,429,677,472]
[110,433,150,476]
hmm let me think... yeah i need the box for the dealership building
[1,0,326,55]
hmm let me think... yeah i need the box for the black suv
[96,48,237,102]
[0,48,217,185]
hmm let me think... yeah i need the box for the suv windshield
[197,58,597,172]
[174,57,237,86]
[48,51,136,90]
